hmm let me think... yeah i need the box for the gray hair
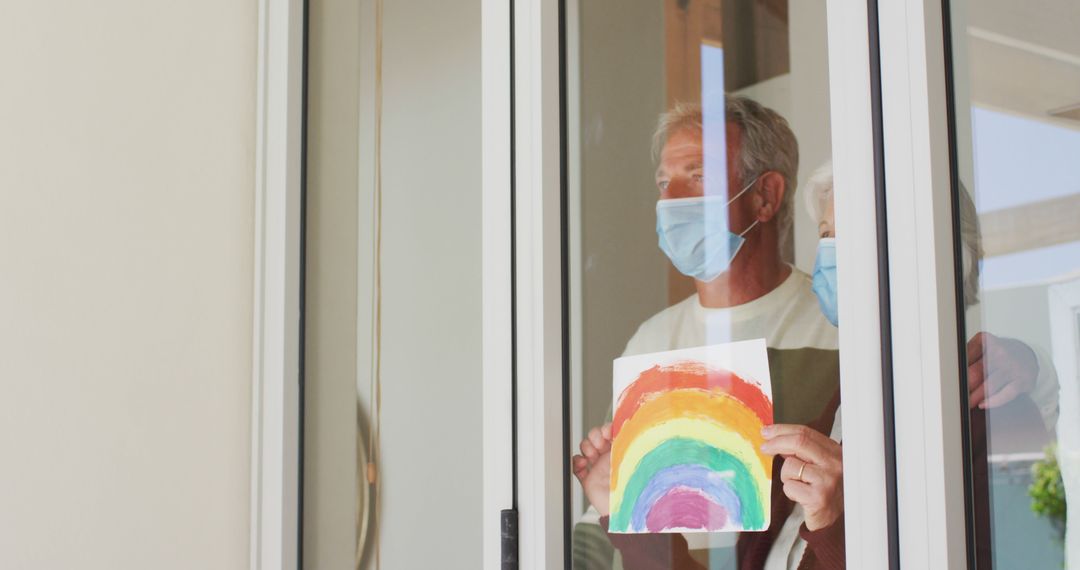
[958,184,982,307]
[652,96,800,238]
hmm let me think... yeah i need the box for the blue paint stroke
[630,464,742,531]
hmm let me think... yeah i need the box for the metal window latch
[501,508,519,570]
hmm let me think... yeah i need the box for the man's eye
[658,180,669,190]
[692,174,704,183]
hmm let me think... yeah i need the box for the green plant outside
[1029,443,1067,541]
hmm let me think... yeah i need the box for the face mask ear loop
[737,218,760,238]
[726,173,762,206]
[725,174,762,241]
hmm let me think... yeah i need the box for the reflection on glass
[567,1,846,568]
[949,0,1080,567]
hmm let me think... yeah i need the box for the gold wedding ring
[797,462,807,482]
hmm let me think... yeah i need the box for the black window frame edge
[557,0,573,568]
[866,0,902,567]
[298,0,311,566]
[939,0,981,567]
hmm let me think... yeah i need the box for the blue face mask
[812,238,839,326]
[655,177,760,283]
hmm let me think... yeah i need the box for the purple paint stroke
[630,464,742,531]
[646,487,728,532]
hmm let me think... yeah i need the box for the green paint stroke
[611,437,766,531]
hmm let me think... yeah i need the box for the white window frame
[481,0,516,569]
[250,0,304,568]
[482,1,566,569]
[508,0,567,568]
[876,0,970,567]
[1049,279,1080,569]
[826,1,894,567]
[482,0,900,567]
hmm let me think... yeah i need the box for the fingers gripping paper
[609,339,774,534]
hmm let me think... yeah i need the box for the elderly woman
[572,161,1055,569]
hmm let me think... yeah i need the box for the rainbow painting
[608,339,774,534]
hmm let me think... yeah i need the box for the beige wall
[0,2,255,569]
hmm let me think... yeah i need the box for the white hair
[652,96,800,239]
[802,160,833,227]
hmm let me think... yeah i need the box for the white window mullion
[878,0,968,567]
[250,0,304,568]
[481,0,515,568]
[825,0,892,567]
[513,0,566,569]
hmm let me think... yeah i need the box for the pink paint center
[645,487,728,532]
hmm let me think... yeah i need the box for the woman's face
[819,194,835,238]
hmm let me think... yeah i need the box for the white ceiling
[965,0,1080,129]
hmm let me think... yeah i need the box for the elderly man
[625,96,838,425]
[571,97,842,569]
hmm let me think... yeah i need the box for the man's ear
[754,171,787,223]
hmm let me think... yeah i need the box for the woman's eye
[658,180,669,190]
[692,174,704,183]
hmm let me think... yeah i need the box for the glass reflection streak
[609,362,773,533]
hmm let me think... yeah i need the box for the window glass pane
[947,0,1080,567]
[567,1,852,567]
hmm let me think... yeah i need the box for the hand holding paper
[761,423,844,531]
[572,424,613,516]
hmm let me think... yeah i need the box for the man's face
[655,128,705,200]
[655,124,757,231]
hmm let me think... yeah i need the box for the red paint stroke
[612,361,771,438]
